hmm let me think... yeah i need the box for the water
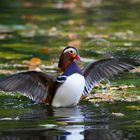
[0,102,139,140]
[0,0,140,139]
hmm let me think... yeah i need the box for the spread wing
[82,58,140,95]
[0,71,54,103]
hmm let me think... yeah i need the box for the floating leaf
[28,57,42,66]
[56,122,68,125]
[39,124,57,129]
[23,57,42,70]
[39,47,50,54]
[112,112,125,117]
[0,116,20,121]
[126,105,140,111]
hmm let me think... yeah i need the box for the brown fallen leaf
[23,57,42,70]
[21,15,33,20]
[28,57,42,66]
[40,47,50,54]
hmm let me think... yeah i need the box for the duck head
[58,46,81,72]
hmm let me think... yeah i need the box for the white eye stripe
[63,48,76,54]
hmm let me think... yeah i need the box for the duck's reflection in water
[0,105,130,140]
[49,106,125,140]
[53,106,85,122]
[53,106,85,140]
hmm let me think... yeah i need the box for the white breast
[52,73,85,107]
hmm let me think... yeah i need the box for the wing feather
[82,58,140,95]
[0,71,54,103]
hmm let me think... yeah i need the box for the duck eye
[69,50,74,54]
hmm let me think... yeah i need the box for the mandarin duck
[0,46,139,107]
